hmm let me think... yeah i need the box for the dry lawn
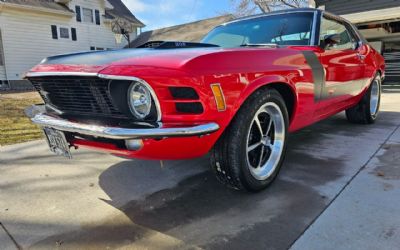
[0,92,43,146]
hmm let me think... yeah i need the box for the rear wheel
[346,74,381,124]
[210,88,289,192]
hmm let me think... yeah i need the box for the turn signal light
[211,83,226,111]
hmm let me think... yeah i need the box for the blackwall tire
[346,74,381,124]
[210,88,289,192]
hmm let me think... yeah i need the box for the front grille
[30,77,127,119]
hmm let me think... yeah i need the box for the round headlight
[128,82,152,119]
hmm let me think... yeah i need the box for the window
[202,13,314,47]
[319,17,356,50]
[0,30,4,66]
[96,47,104,51]
[75,6,81,22]
[60,27,69,39]
[83,8,93,23]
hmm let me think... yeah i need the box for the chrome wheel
[370,79,380,116]
[246,102,285,181]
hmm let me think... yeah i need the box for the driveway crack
[0,222,22,250]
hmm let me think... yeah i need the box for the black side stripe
[302,51,325,102]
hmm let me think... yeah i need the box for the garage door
[383,51,400,83]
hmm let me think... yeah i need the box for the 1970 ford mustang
[25,8,385,191]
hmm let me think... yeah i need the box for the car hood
[28,47,226,74]
[27,45,308,77]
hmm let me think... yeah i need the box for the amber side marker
[210,83,226,111]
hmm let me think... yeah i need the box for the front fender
[228,74,297,123]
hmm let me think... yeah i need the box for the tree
[228,0,311,17]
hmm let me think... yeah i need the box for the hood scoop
[137,41,219,49]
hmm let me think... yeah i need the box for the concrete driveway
[1,87,400,250]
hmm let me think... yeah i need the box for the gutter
[0,2,74,17]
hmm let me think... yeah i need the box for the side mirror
[322,34,341,49]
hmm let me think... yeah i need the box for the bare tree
[228,0,310,17]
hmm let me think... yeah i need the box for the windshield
[201,12,314,48]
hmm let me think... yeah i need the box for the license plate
[43,127,72,159]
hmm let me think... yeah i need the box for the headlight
[128,82,152,119]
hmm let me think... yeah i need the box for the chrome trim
[223,9,319,25]
[26,72,99,77]
[25,72,163,122]
[99,74,162,122]
[25,105,219,140]
[310,11,318,46]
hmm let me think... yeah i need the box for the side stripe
[302,51,325,102]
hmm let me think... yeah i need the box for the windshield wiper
[240,43,278,48]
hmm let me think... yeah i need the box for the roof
[128,15,235,48]
[1,0,73,13]
[105,0,144,27]
[0,0,144,27]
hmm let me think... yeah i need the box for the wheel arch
[232,79,297,123]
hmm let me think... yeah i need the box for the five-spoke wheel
[246,103,285,181]
[210,88,289,191]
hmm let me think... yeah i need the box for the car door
[315,16,365,117]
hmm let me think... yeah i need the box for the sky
[122,0,234,31]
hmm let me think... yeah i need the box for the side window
[320,17,356,50]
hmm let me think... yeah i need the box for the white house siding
[0,0,137,81]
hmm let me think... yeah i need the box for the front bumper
[25,105,220,140]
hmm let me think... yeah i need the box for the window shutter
[95,10,100,25]
[75,6,81,22]
[51,25,58,39]
[71,28,77,41]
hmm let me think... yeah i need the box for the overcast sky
[122,0,233,31]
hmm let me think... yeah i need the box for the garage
[316,0,400,84]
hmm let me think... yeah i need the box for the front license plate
[43,127,72,159]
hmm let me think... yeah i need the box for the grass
[0,92,44,146]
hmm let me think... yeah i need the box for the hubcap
[370,79,380,116]
[246,102,285,181]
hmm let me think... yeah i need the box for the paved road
[1,87,400,250]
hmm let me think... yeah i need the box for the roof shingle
[129,15,235,48]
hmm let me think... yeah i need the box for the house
[0,0,144,90]
[129,15,235,48]
[315,0,400,83]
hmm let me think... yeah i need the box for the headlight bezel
[123,78,161,121]
[127,81,153,119]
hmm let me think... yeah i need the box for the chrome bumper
[25,105,220,140]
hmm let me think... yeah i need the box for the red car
[25,9,385,191]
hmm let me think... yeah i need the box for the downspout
[0,4,9,84]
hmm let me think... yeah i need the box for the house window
[60,27,70,39]
[82,8,94,23]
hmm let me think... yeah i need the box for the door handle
[357,54,366,60]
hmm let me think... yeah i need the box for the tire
[345,74,381,124]
[210,88,289,192]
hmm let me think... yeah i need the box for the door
[315,16,365,117]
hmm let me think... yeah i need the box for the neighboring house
[129,15,235,48]
[316,0,400,83]
[0,0,144,89]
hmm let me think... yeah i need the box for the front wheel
[346,74,381,124]
[210,88,289,192]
